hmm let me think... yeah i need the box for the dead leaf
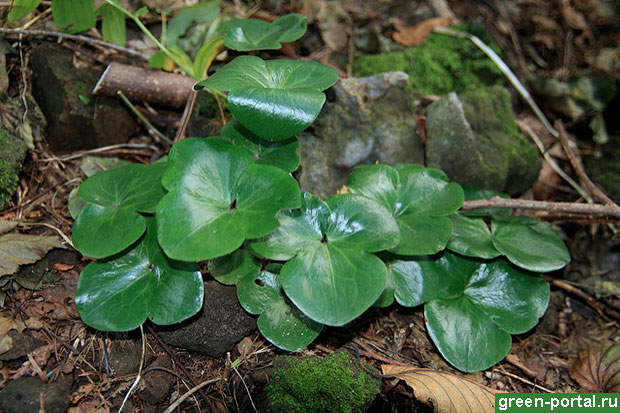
[0,316,43,354]
[382,364,497,412]
[54,263,75,272]
[392,17,453,46]
[570,344,620,392]
[11,343,53,380]
[0,224,64,277]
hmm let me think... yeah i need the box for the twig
[117,91,173,145]
[518,120,592,202]
[174,89,199,143]
[492,368,552,393]
[147,324,216,413]
[41,143,160,162]
[117,325,146,413]
[163,378,219,413]
[551,280,620,323]
[229,353,258,413]
[461,197,620,220]
[0,28,149,60]
[556,120,617,207]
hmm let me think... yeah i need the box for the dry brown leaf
[570,345,620,392]
[382,364,497,413]
[0,231,64,276]
[392,17,452,46]
[11,343,53,379]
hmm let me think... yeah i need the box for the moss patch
[262,351,381,413]
[0,129,28,210]
[353,22,505,96]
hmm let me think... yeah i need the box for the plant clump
[261,351,381,413]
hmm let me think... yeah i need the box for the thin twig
[174,89,199,143]
[518,120,592,202]
[117,91,173,145]
[461,197,620,220]
[42,143,160,162]
[118,325,146,413]
[0,28,149,60]
[551,280,620,323]
[163,378,219,413]
[493,368,553,393]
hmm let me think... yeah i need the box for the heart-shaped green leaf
[491,216,570,272]
[72,162,167,258]
[237,270,322,351]
[220,120,300,172]
[447,215,570,272]
[347,164,464,255]
[157,138,300,261]
[196,56,338,140]
[385,251,549,372]
[220,13,307,51]
[208,248,261,285]
[75,217,203,332]
[250,193,399,326]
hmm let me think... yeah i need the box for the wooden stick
[461,197,620,220]
[93,62,196,108]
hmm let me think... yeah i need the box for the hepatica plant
[71,13,571,372]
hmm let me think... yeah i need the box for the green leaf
[196,56,338,140]
[250,193,399,326]
[220,119,300,173]
[237,270,322,351]
[51,0,96,34]
[347,164,464,255]
[75,217,203,332]
[157,139,300,261]
[208,248,261,285]
[166,1,221,46]
[391,251,549,372]
[97,3,126,47]
[72,162,167,258]
[491,216,570,272]
[193,35,225,79]
[220,13,307,51]
[447,214,500,259]
[8,0,42,23]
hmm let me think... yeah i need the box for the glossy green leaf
[193,35,225,79]
[447,214,500,259]
[392,252,550,372]
[166,1,221,46]
[51,0,96,34]
[98,3,126,47]
[347,164,464,255]
[8,0,41,22]
[250,193,399,326]
[220,120,300,173]
[491,216,570,272]
[208,248,261,285]
[75,217,203,332]
[237,270,322,351]
[157,139,300,261]
[220,13,307,51]
[196,56,338,140]
[72,162,167,258]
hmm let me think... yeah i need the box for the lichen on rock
[0,129,28,210]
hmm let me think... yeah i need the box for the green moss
[353,22,505,96]
[0,129,27,210]
[262,351,381,413]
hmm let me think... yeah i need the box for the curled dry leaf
[392,17,453,47]
[570,345,620,392]
[381,364,497,413]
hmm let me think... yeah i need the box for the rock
[0,330,45,361]
[353,22,505,96]
[139,357,175,405]
[260,351,381,413]
[0,376,71,413]
[298,71,424,199]
[425,86,541,195]
[0,128,28,210]
[108,339,152,376]
[156,281,256,357]
[30,45,137,153]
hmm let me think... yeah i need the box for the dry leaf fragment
[382,364,497,413]
[570,345,620,392]
[392,17,452,46]
[0,224,64,276]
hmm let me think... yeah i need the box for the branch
[461,197,620,220]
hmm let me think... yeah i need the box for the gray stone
[0,376,71,413]
[156,281,256,357]
[425,86,541,195]
[30,45,137,153]
[298,71,424,199]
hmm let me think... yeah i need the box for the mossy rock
[0,129,28,210]
[353,22,504,96]
[425,86,541,195]
[260,351,381,413]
